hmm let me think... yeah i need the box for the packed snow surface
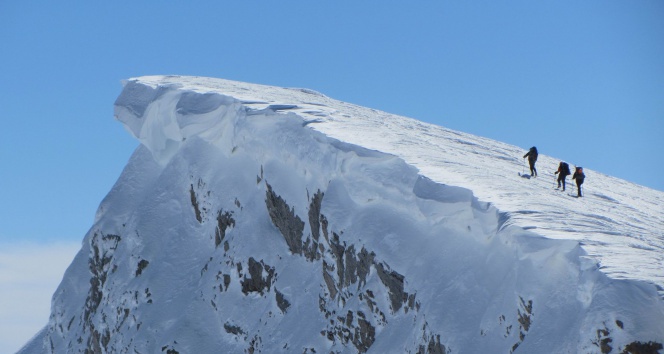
[121,75,664,290]
[20,75,664,354]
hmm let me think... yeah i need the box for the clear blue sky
[1,1,663,244]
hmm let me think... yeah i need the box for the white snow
[18,75,664,354]
[119,75,664,290]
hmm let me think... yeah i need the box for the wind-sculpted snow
[116,76,664,293]
[19,76,664,353]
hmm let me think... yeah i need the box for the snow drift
[19,76,664,353]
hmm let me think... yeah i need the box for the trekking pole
[522,158,526,175]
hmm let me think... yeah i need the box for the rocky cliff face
[20,76,664,354]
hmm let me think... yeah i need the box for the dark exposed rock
[327,233,375,293]
[145,288,152,304]
[599,330,612,353]
[329,233,346,287]
[223,274,231,291]
[190,184,202,223]
[320,214,330,243]
[135,259,149,277]
[265,183,304,255]
[374,262,406,313]
[308,190,324,243]
[592,327,613,354]
[259,183,418,353]
[517,296,533,332]
[257,165,264,184]
[241,257,275,295]
[275,288,291,313]
[418,334,448,354]
[303,236,317,262]
[84,232,121,353]
[322,266,338,299]
[304,192,328,260]
[215,210,235,247]
[353,312,375,353]
[343,245,359,288]
[247,334,262,354]
[323,309,376,354]
[87,325,102,354]
[355,247,374,289]
[101,329,110,352]
[509,296,534,353]
[224,323,245,336]
[622,341,663,354]
[406,294,417,313]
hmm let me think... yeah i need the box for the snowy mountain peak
[114,75,334,165]
[20,75,664,353]
[116,75,664,290]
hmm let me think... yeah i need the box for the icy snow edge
[115,75,664,294]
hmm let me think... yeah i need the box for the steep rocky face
[20,77,664,354]
[264,182,420,353]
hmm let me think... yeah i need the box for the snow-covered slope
[20,76,664,353]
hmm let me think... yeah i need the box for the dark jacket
[523,147,538,162]
[572,168,585,184]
